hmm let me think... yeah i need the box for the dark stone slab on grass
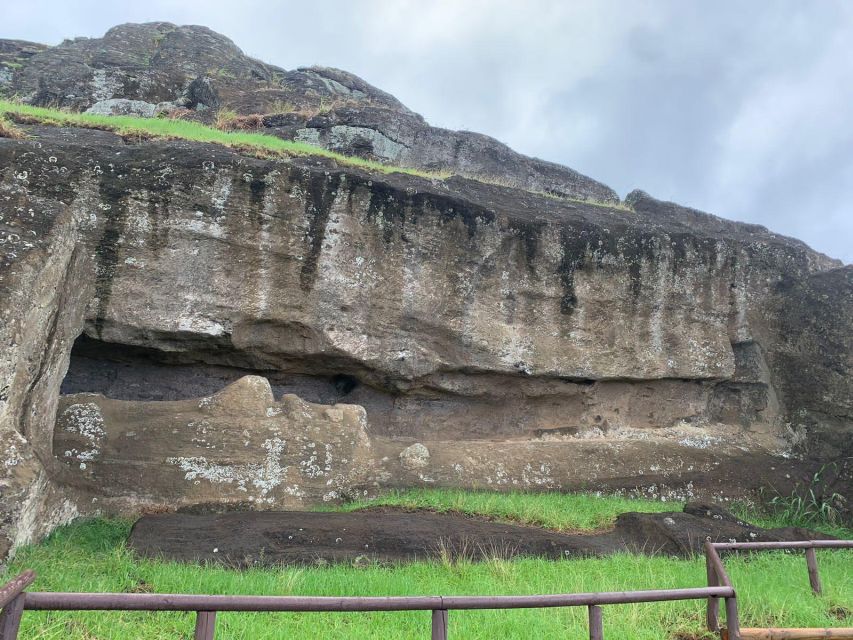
[127,503,834,567]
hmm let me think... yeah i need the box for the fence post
[194,611,216,640]
[0,593,25,640]
[706,547,720,632]
[431,609,448,640]
[588,605,603,640]
[805,547,822,595]
[724,596,740,640]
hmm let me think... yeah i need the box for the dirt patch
[128,503,834,567]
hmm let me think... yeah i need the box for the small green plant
[213,107,239,130]
[764,463,846,528]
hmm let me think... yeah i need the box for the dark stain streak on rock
[92,179,130,337]
[299,172,341,292]
[558,227,584,314]
[367,182,407,244]
[507,219,544,276]
[248,176,266,207]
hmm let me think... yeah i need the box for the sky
[3,0,852,263]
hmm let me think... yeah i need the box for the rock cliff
[0,24,850,559]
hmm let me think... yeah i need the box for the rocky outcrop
[0,22,617,203]
[0,121,849,559]
[266,106,618,201]
[0,39,47,96]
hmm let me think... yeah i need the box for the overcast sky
[4,0,851,263]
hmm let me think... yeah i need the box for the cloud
[2,0,851,261]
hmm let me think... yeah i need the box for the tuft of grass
[764,464,847,529]
[0,116,25,139]
[2,490,850,639]
[330,488,676,532]
[213,107,239,130]
[214,108,265,132]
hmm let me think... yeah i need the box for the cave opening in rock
[60,334,360,405]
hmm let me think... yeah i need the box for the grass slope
[0,100,627,209]
[0,100,446,179]
[3,490,851,639]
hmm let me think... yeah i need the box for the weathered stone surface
[85,98,176,117]
[0,39,47,97]
[0,171,94,556]
[275,106,619,202]
[0,23,617,203]
[399,443,430,471]
[54,376,374,510]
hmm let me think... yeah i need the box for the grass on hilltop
[0,99,447,179]
[0,100,628,210]
[3,489,851,639]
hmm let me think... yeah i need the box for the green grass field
[3,490,850,639]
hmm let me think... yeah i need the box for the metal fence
[705,539,853,640]
[1,540,850,639]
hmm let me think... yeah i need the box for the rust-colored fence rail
[0,580,733,640]
[705,539,853,640]
[0,539,850,640]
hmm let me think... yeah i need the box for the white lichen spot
[177,316,226,337]
[166,438,288,497]
[60,403,106,464]
[4,444,22,467]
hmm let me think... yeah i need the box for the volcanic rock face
[0,23,617,202]
[0,24,850,560]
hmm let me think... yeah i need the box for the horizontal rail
[711,540,853,551]
[0,572,35,610]
[24,586,734,612]
[440,587,733,610]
